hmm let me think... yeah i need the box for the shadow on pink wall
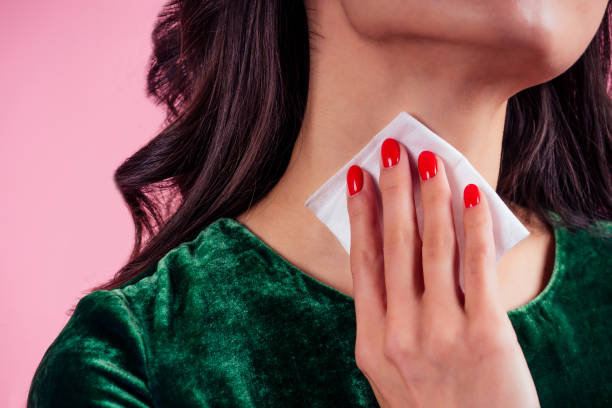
[0,2,166,406]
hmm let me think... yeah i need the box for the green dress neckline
[219,216,563,317]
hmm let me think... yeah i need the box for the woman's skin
[236,0,608,402]
[237,0,607,308]
[345,143,541,406]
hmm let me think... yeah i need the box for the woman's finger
[378,138,422,327]
[346,165,387,331]
[462,183,500,319]
[418,151,462,312]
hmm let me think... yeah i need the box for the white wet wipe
[304,111,530,292]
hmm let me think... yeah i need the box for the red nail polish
[347,165,363,196]
[464,184,480,208]
[418,150,437,180]
[381,138,400,168]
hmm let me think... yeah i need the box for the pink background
[0,1,165,406]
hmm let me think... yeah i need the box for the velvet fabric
[27,216,612,407]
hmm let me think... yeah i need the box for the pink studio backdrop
[0,1,166,406]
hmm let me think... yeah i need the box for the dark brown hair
[80,0,612,307]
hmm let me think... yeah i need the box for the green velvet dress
[27,216,612,407]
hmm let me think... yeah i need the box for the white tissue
[304,111,530,293]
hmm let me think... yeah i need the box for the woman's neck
[284,1,518,213]
[236,1,553,305]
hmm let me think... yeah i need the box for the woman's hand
[345,137,540,407]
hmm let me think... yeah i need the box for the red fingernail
[347,165,363,196]
[381,138,400,168]
[418,150,437,180]
[464,184,480,208]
